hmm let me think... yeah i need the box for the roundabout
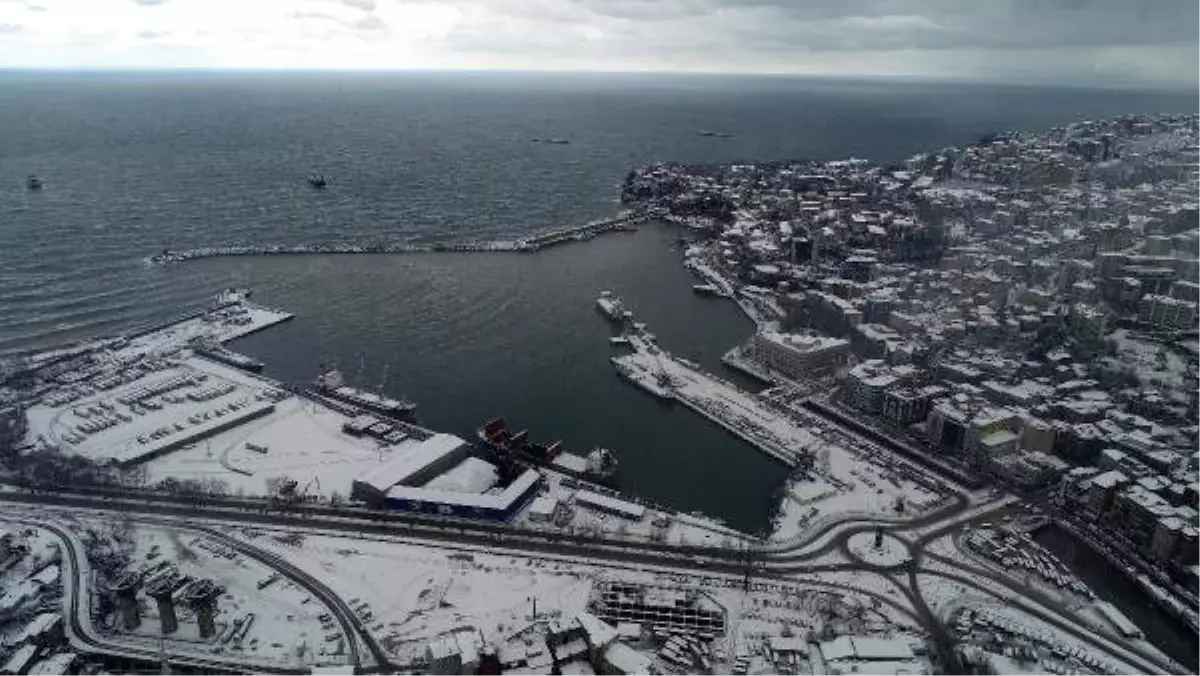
[845,531,914,569]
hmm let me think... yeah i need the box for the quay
[611,332,808,468]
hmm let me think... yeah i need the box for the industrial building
[351,434,472,503]
[384,469,542,521]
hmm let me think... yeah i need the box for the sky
[0,0,1196,88]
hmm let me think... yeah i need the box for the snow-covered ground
[104,521,348,669]
[207,522,923,673]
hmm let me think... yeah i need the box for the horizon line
[0,66,1195,93]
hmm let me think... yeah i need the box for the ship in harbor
[313,368,416,420]
[596,291,631,322]
[478,417,618,484]
[191,338,265,373]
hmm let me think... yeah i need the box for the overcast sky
[0,0,1196,87]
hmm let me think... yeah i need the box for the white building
[748,331,849,380]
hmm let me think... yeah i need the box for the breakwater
[149,213,647,264]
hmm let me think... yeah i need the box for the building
[426,631,480,675]
[990,451,1068,488]
[748,331,850,380]
[384,469,542,521]
[1138,294,1197,332]
[574,490,646,521]
[351,433,471,503]
[881,386,941,426]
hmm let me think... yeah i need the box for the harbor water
[2,71,1196,533]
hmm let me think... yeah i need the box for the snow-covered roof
[603,642,654,675]
[820,635,915,662]
[27,653,76,676]
[575,490,646,520]
[356,433,468,492]
[422,457,498,494]
[1,645,37,675]
[576,612,618,649]
[8,613,60,645]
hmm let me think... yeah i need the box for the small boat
[26,175,43,190]
[609,336,632,347]
[307,174,327,188]
[692,283,722,296]
[696,130,733,139]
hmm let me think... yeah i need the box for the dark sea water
[1,71,1195,531]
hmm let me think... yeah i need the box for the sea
[2,70,1196,520]
[0,71,1197,658]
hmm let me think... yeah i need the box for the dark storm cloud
[566,0,1197,51]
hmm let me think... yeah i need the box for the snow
[116,301,293,361]
[611,333,947,545]
[514,471,753,549]
[225,529,595,665]
[846,532,912,567]
[422,457,500,494]
[1110,329,1192,389]
[355,433,468,493]
[135,393,412,499]
[109,521,350,669]
[27,652,77,675]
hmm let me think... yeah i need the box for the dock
[611,333,812,468]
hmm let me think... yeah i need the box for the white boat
[609,336,631,346]
[596,291,628,322]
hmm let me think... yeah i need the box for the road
[4,516,314,674]
[3,485,1184,675]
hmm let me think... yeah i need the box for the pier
[611,332,808,468]
[149,213,648,264]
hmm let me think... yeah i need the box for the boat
[307,174,327,188]
[26,175,43,190]
[312,368,416,420]
[609,336,632,347]
[192,340,265,373]
[477,417,617,485]
[585,447,618,479]
[596,291,628,322]
[692,283,722,296]
[696,130,733,139]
